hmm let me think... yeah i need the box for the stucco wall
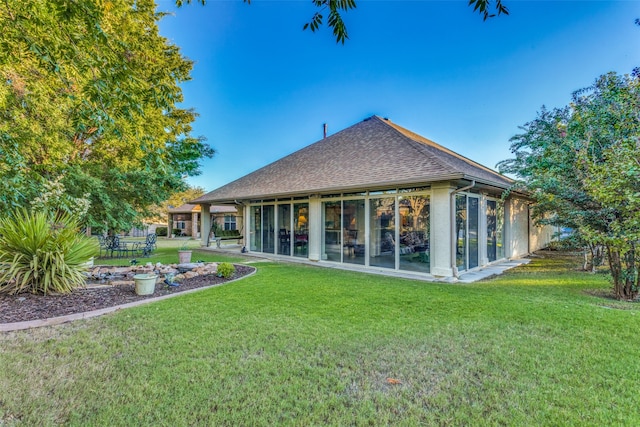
[529,216,558,252]
[507,197,530,259]
[507,196,558,258]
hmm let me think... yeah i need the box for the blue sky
[156,0,639,192]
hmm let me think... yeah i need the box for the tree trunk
[583,248,591,272]
[607,245,639,300]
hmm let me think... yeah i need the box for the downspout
[450,180,476,278]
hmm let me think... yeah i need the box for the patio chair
[134,235,156,257]
[97,235,109,258]
[106,236,136,258]
[146,233,157,250]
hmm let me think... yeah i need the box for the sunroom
[193,116,553,279]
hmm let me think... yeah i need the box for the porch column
[167,213,173,239]
[308,196,322,261]
[200,204,211,247]
[243,203,250,249]
[430,183,455,277]
[235,204,244,234]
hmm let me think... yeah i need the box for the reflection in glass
[250,206,261,252]
[468,197,479,269]
[262,205,275,254]
[277,204,291,255]
[343,200,365,265]
[369,197,396,269]
[294,203,309,258]
[497,202,505,260]
[398,195,430,273]
[323,201,342,262]
[487,200,497,262]
[456,195,467,270]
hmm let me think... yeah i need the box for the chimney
[323,123,327,139]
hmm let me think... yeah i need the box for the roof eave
[192,173,517,205]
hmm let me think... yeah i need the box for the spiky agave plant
[0,209,99,295]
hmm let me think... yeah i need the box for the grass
[1,251,639,425]
[96,237,248,266]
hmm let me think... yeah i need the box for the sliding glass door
[323,201,342,262]
[262,205,274,253]
[398,195,430,273]
[456,194,479,272]
[343,200,365,265]
[487,199,505,262]
[277,204,291,255]
[293,203,308,258]
[369,197,396,269]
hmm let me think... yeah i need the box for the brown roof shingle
[194,116,513,204]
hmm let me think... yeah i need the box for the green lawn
[1,251,638,425]
[96,236,248,266]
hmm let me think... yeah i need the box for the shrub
[156,227,167,237]
[216,262,235,279]
[0,209,99,295]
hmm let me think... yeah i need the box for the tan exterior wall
[529,216,558,252]
[506,197,530,258]
[506,196,558,258]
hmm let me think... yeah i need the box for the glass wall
[398,195,430,273]
[369,197,396,269]
[294,203,309,258]
[250,189,436,276]
[250,201,310,257]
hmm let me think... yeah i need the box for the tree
[177,0,509,44]
[1,0,507,232]
[499,72,640,300]
[0,0,213,232]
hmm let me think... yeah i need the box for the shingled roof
[193,116,513,204]
[168,203,236,214]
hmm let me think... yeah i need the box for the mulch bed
[0,265,255,324]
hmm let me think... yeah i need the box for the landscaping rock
[176,262,204,273]
[109,280,134,287]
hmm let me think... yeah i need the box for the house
[167,203,238,238]
[192,116,556,278]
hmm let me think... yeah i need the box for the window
[224,215,236,231]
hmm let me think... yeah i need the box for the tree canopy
[0,0,213,232]
[499,72,640,299]
[1,0,508,233]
